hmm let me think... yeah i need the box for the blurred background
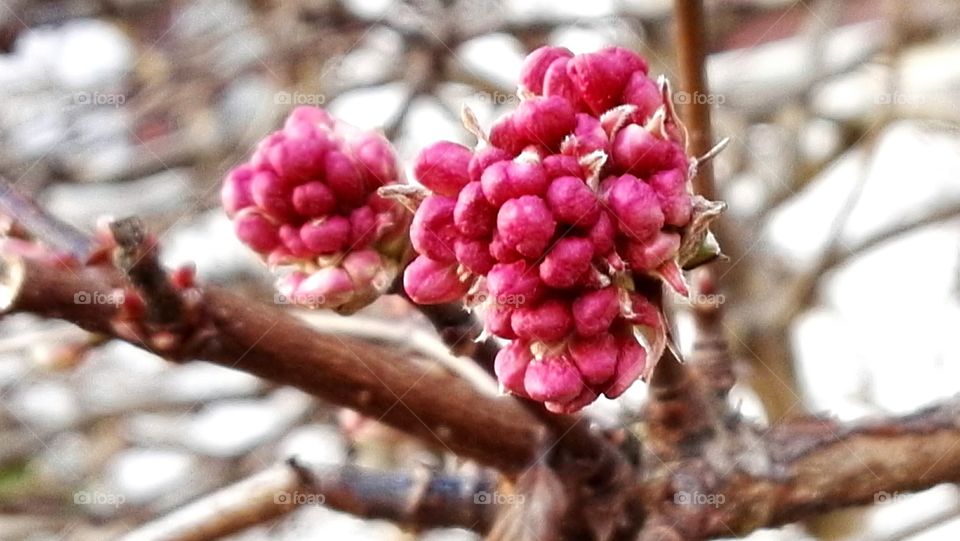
[0,0,959,539]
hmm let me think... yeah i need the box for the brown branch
[119,461,496,541]
[0,254,546,473]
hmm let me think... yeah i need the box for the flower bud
[453,181,496,239]
[539,237,593,288]
[524,355,584,403]
[567,46,648,115]
[648,169,692,227]
[481,160,549,207]
[292,181,337,217]
[414,141,473,196]
[572,287,619,337]
[546,176,599,226]
[622,72,662,122]
[486,261,543,304]
[605,335,647,398]
[454,238,495,275]
[611,124,686,177]
[485,302,518,339]
[297,267,355,308]
[606,174,664,242]
[469,146,511,182]
[568,334,618,386]
[300,216,352,254]
[410,195,458,263]
[403,255,470,305]
[324,150,368,208]
[514,96,576,150]
[623,231,680,272]
[496,195,556,259]
[511,299,572,342]
[234,209,279,252]
[222,165,256,217]
[520,46,574,94]
[495,340,533,396]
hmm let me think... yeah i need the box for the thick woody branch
[0,255,546,473]
[120,461,495,541]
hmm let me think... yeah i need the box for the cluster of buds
[403,46,721,412]
[222,106,410,314]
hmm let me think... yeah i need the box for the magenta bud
[607,174,664,242]
[569,334,618,386]
[567,47,648,115]
[623,231,680,272]
[486,261,542,304]
[267,133,329,182]
[414,141,473,196]
[485,302,517,339]
[495,340,533,396]
[546,176,599,227]
[251,169,295,220]
[514,96,576,150]
[488,231,522,263]
[611,124,686,177]
[520,46,573,94]
[454,181,496,239]
[403,255,469,305]
[342,248,385,286]
[348,205,377,247]
[622,72,662,122]
[324,150,367,208]
[347,132,397,188]
[300,215,351,254]
[283,106,334,137]
[481,160,549,207]
[649,169,692,227]
[586,211,616,256]
[250,132,284,170]
[292,181,336,217]
[489,114,525,155]
[524,355,584,404]
[297,267,355,308]
[222,165,256,217]
[542,154,582,179]
[563,113,608,156]
[543,57,584,110]
[604,336,647,398]
[511,298,572,342]
[234,209,279,253]
[454,238,495,275]
[540,237,593,289]
[410,195,458,263]
[496,195,556,259]
[545,388,599,414]
[469,147,511,183]
[572,287,619,337]
[278,224,312,258]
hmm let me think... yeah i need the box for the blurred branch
[119,460,496,541]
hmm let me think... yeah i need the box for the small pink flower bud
[520,46,573,94]
[454,238,495,275]
[485,302,518,339]
[292,181,336,217]
[606,174,664,242]
[622,72,662,122]
[298,267,355,308]
[524,355,584,404]
[278,224,312,258]
[568,334,618,386]
[486,261,542,304]
[300,216,351,254]
[481,160,550,207]
[250,132,284,170]
[403,255,470,305]
[222,165,256,217]
[546,176,599,227]
[496,195,556,259]
[543,154,582,179]
[514,96,576,150]
[611,124,686,177]
[341,249,386,287]
[587,212,616,256]
[539,237,593,288]
[563,113,608,156]
[572,287,619,337]
[324,150,368,208]
[348,205,377,246]
[469,146,511,183]
[545,388,599,414]
[623,231,680,272]
[346,132,397,188]
[648,169,692,227]
[604,336,647,398]
[511,298,572,342]
[453,181,496,239]
[567,47,648,115]
[410,195,458,263]
[543,57,584,110]
[251,170,295,220]
[283,106,334,136]
[488,231,522,263]
[495,340,533,396]
[267,133,330,182]
[234,209,280,253]
[414,141,473,196]
[489,114,525,155]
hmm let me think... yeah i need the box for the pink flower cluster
[222,106,409,314]
[403,46,694,412]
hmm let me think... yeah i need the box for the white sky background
[2,0,959,539]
